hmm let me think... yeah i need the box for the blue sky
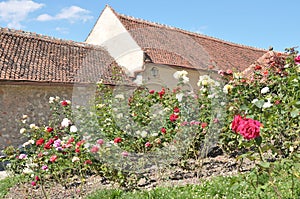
[0,0,299,51]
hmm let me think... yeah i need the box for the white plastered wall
[85,6,144,77]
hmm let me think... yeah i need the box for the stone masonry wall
[0,83,96,150]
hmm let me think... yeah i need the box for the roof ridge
[115,12,267,52]
[0,27,105,51]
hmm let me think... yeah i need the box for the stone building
[0,27,132,149]
[1,5,270,149]
[86,5,267,90]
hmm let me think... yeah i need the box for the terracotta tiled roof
[0,27,133,85]
[110,7,267,72]
[242,50,286,79]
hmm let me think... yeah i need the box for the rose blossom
[161,127,166,134]
[18,154,27,159]
[97,139,104,145]
[261,87,270,94]
[231,115,261,140]
[36,138,45,146]
[231,115,243,133]
[46,127,54,132]
[121,151,129,157]
[61,118,71,128]
[41,165,48,170]
[84,160,92,165]
[170,114,179,122]
[294,55,300,64]
[145,142,151,147]
[114,137,122,143]
[201,122,208,128]
[173,107,180,113]
[237,118,261,140]
[90,146,99,153]
[158,88,165,98]
[72,157,80,162]
[50,155,57,163]
[70,125,78,133]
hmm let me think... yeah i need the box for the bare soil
[4,154,254,199]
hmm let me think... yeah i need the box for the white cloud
[55,27,69,34]
[37,5,93,23]
[0,0,44,29]
[37,14,53,21]
[191,25,208,34]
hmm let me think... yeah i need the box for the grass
[86,171,300,199]
[1,162,299,199]
[0,175,24,198]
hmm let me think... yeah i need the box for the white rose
[29,124,38,129]
[61,118,71,128]
[176,93,184,102]
[252,99,259,104]
[20,128,26,134]
[141,131,148,138]
[70,125,78,133]
[49,97,55,103]
[261,87,270,94]
[72,157,80,162]
[115,94,125,100]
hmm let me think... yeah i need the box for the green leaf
[254,100,265,108]
[258,162,270,168]
[290,109,299,118]
[255,136,262,146]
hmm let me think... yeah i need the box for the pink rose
[90,146,99,153]
[231,115,261,140]
[50,155,57,163]
[97,139,104,145]
[295,55,300,64]
[231,115,243,133]
[145,142,151,147]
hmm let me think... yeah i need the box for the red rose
[294,55,300,64]
[50,155,57,163]
[169,114,179,122]
[173,107,180,113]
[149,90,155,94]
[46,127,53,132]
[263,70,269,76]
[31,181,36,186]
[161,127,166,134]
[67,137,75,144]
[36,138,45,146]
[44,143,51,150]
[61,100,68,106]
[84,160,92,165]
[254,65,262,70]
[158,88,165,98]
[114,137,122,143]
[75,148,80,153]
[35,176,40,181]
[76,140,85,148]
[201,122,208,128]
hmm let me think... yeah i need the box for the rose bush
[1,47,299,197]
